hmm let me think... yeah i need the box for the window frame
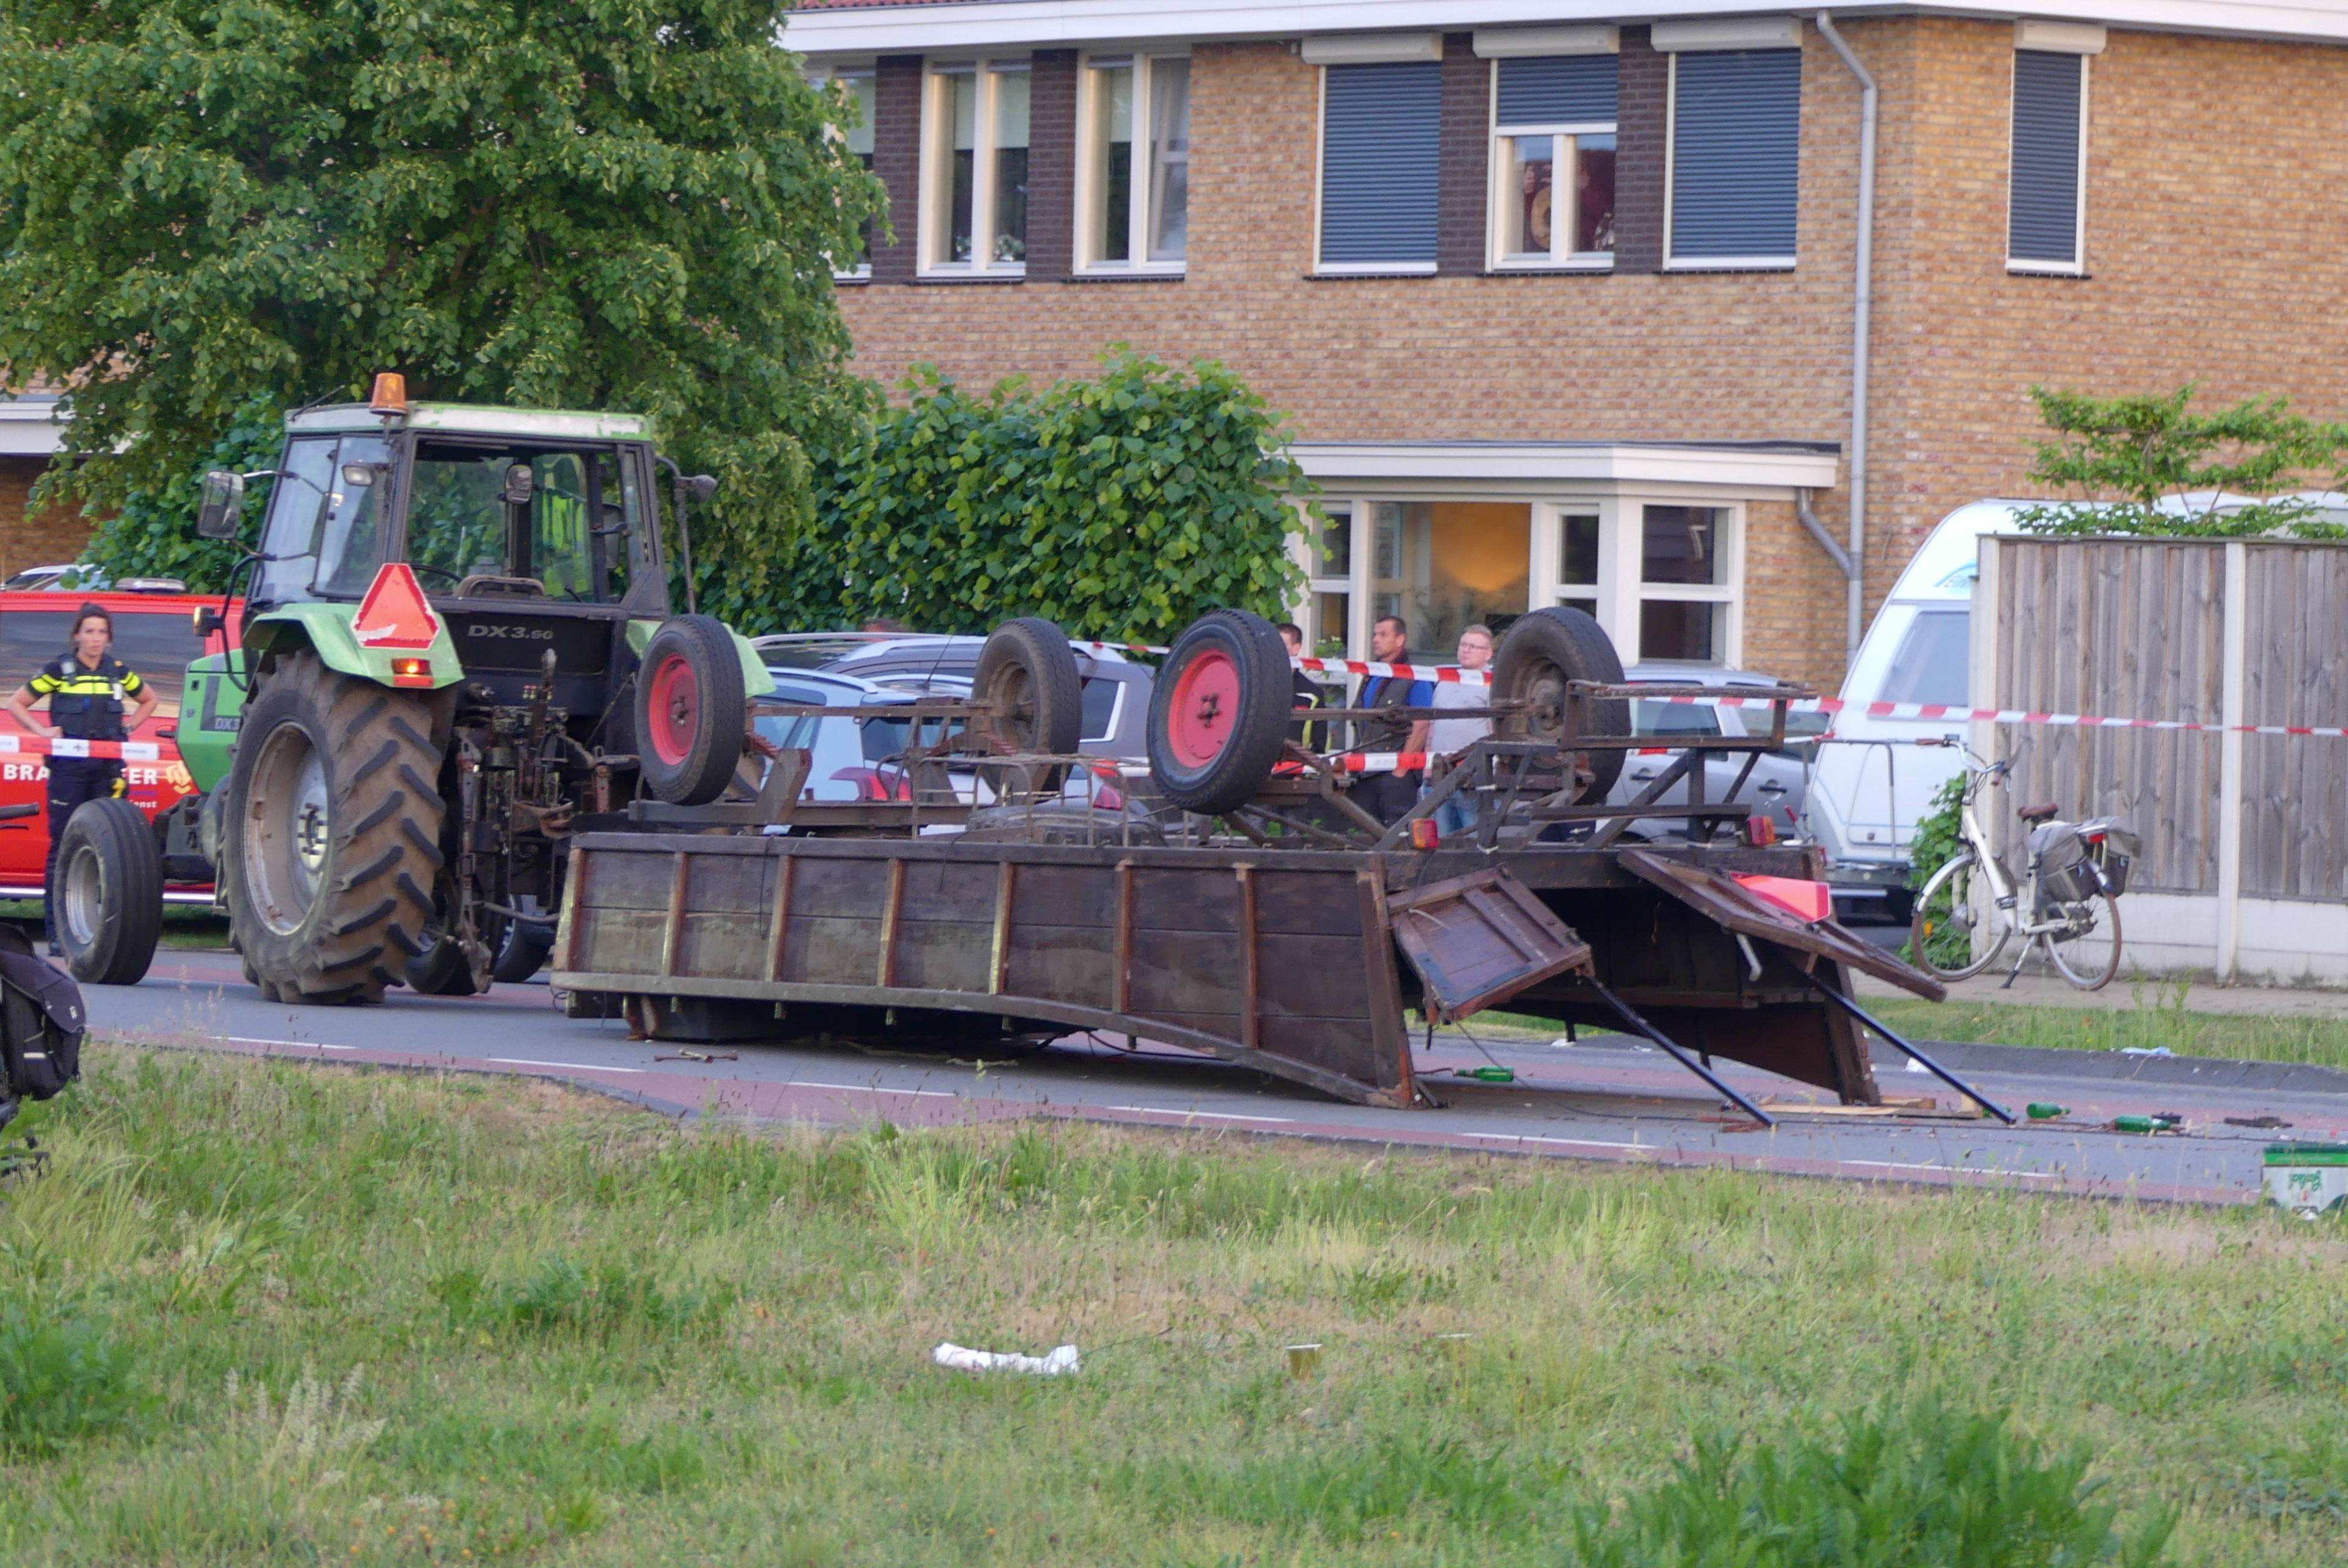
[2005,49,2090,276]
[1485,57,1619,273]
[918,58,1032,278]
[1074,51,1191,275]
[827,67,877,282]
[1661,49,1801,273]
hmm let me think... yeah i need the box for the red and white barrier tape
[1642,693,2348,737]
[0,734,164,761]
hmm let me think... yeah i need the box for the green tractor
[138,378,772,1003]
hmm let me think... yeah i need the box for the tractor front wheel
[221,653,446,1004]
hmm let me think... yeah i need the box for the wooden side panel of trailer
[558,835,1416,1106]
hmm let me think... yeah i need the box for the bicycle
[1908,747,2139,990]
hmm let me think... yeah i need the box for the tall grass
[0,1046,2331,1564]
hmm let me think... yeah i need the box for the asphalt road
[76,948,2344,1207]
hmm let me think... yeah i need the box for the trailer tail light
[1745,814,1777,847]
[389,657,432,687]
[1410,819,1441,851]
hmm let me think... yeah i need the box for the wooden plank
[659,851,689,979]
[558,841,587,973]
[1236,866,1260,1050]
[1113,860,1134,1014]
[989,861,1016,995]
[877,857,905,987]
[1617,848,1947,1001]
[764,855,794,984]
[1357,864,1413,1095]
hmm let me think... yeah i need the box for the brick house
[786,1,2348,686]
[0,392,78,585]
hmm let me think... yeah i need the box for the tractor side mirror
[196,470,246,539]
[684,474,718,502]
[501,463,536,506]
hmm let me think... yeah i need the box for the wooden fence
[1976,536,2348,974]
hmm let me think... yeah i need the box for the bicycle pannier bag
[2029,823,2097,903]
[2075,819,2139,898]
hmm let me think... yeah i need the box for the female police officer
[5,603,160,954]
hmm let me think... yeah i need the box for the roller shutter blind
[2009,50,2084,266]
[1319,61,1441,266]
[1496,54,1619,124]
[1668,48,1800,262]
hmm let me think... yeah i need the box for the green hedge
[792,350,1311,641]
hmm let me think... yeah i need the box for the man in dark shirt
[1354,616,1431,824]
[1277,623,1326,751]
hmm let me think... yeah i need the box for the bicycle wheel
[2047,892,2124,990]
[1908,851,2010,981]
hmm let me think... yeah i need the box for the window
[1636,504,1734,663]
[1307,504,1353,658]
[1318,62,1442,272]
[405,443,641,604]
[1490,55,1618,268]
[1879,609,1969,707]
[1079,55,1189,270]
[1367,501,1531,660]
[924,62,1029,273]
[2008,50,2086,272]
[254,435,393,603]
[1666,48,1801,268]
[837,70,876,278]
[1559,512,1600,620]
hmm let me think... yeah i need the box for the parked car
[750,632,1154,759]
[755,668,929,803]
[0,590,238,904]
[1595,664,1826,839]
[755,663,1143,819]
[0,564,73,593]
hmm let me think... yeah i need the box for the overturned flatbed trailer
[550,832,1927,1110]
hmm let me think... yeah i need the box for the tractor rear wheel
[221,653,445,1004]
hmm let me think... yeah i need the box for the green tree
[815,351,1311,641]
[0,0,882,620]
[2015,385,2348,539]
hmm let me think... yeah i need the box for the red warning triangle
[352,562,442,650]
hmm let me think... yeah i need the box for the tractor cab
[215,386,675,721]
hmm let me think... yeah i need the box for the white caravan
[1803,501,2012,921]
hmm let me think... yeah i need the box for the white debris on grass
[933,1342,1081,1376]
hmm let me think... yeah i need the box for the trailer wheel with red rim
[634,614,748,806]
[1145,610,1293,814]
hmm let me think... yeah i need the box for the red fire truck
[0,589,240,905]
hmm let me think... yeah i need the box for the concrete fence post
[2215,539,2248,983]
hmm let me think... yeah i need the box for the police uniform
[28,653,142,943]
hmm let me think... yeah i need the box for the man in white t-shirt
[1423,624,1495,836]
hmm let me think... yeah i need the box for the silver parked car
[751,633,1154,760]
[1601,664,1828,839]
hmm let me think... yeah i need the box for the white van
[1803,501,2014,921]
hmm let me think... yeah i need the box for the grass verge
[1870,982,2348,1072]
[0,1045,2336,1564]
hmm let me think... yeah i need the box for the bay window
[924,61,1030,274]
[1079,54,1190,271]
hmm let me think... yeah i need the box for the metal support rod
[1580,976,1773,1127]
[1798,971,2017,1124]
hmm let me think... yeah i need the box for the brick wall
[832,20,2348,689]
[0,457,90,583]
